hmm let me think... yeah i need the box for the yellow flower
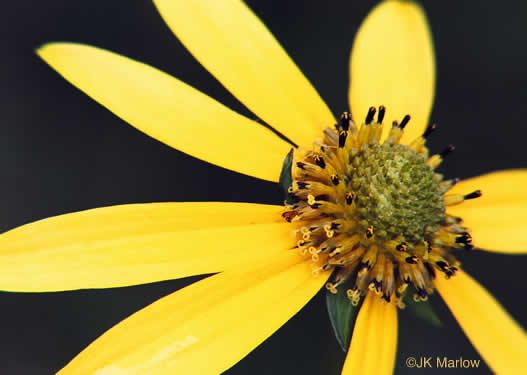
[1,0,525,374]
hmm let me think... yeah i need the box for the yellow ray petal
[349,0,435,144]
[37,43,291,182]
[0,202,292,292]
[435,270,527,375]
[342,292,398,375]
[57,250,330,375]
[447,170,527,254]
[153,0,334,147]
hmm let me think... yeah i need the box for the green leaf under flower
[279,148,295,204]
[326,281,362,351]
[403,286,442,327]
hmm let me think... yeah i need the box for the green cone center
[349,142,445,242]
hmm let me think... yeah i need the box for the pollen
[283,107,481,305]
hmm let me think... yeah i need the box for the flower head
[1,1,526,374]
[286,107,479,306]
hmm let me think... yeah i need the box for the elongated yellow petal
[37,43,291,182]
[349,0,435,143]
[57,250,329,375]
[447,170,527,253]
[342,293,398,375]
[435,270,527,375]
[153,0,334,147]
[0,202,292,292]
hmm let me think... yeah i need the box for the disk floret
[350,142,445,242]
[282,106,481,306]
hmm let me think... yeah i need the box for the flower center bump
[282,107,481,306]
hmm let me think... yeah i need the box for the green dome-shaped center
[349,142,445,241]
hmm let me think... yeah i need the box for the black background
[0,1,526,374]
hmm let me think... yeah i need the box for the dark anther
[423,123,437,138]
[338,130,347,148]
[392,120,399,128]
[399,114,411,129]
[464,190,482,200]
[282,211,298,222]
[455,232,473,244]
[436,261,449,272]
[296,162,306,170]
[331,174,340,186]
[451,178,460,186]
[297,181,308,189]
[365,106,376,125]
[444,266,458,277]
[374,281,382,293]
[340,112,350,131]
[314,155,326,169]
[359,262,371,271]
[315,194,330,201]
[439,144,456,158]
[330,222,340,230]
[404,275,412,284]
[366,226,374,238]
[377,105,386,124]
[417,288,428,299]
[370,279,382,292]
[310,203,322,209]
[382,294,391,303]
[345,192,354,205]
[396,242,408,252]
[405,256,418,264]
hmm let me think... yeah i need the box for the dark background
[1,1,526,374]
